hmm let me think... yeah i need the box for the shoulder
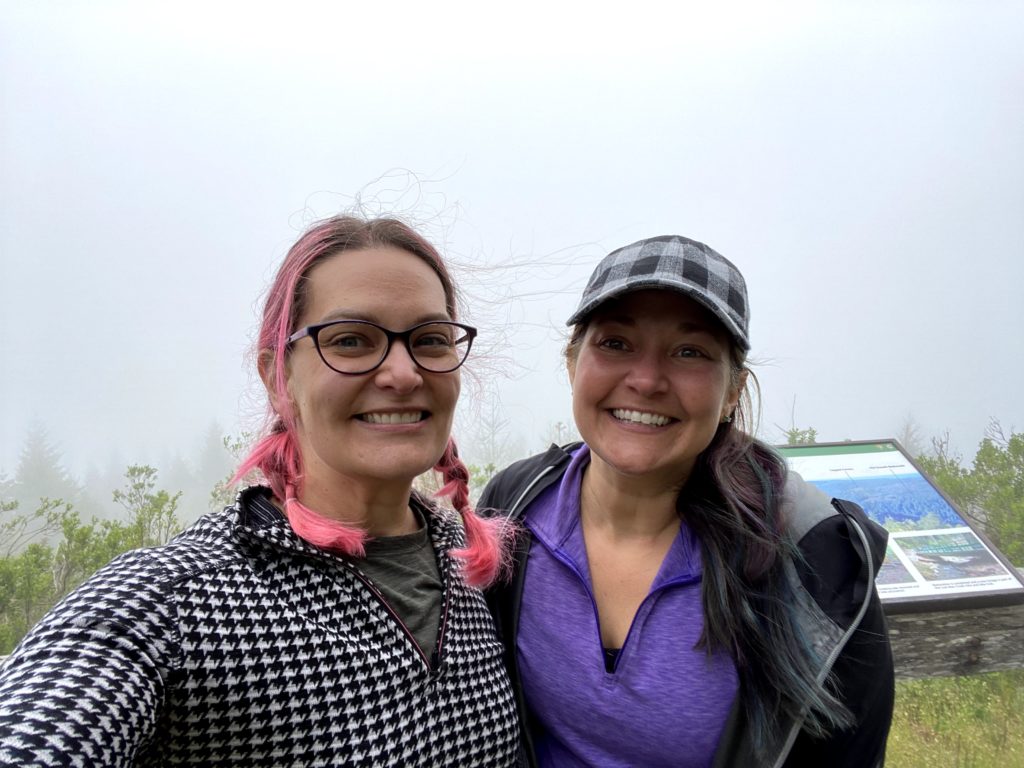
[779,475,894,765]
[478,443,579,518]
[46,509,241,617]
[783,472,887,566]
[781,472,841,543]
[123,506,243,583]
[783,471,888,626]
[12,503,248,653]
[62,505,241,599]
[0,510,250,762]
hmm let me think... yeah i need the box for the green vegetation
[782,425,818,446]
[889,670,1024,767]
[888,425,1024,766]
[0,424,240,655]
[787,421,1024,767]
[2,419,1022,767]
[0,466,183,654]
[918,427,1024,565]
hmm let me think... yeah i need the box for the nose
[372,339,423,393]
[624,350,669,396]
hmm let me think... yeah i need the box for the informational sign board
[777,440,1024,612]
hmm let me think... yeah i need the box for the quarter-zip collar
[526,444,703,593]
[229,485,458,675]
[231,485,459,562]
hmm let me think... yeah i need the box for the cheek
[288,364,346,423]
[431,372,461,416]
[570,367,604,424]
[567,352,602,397]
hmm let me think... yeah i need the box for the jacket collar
[228,485,460,561]
[526,445,703,588]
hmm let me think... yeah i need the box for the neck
[580,456,681,539]
[296,472,420,538]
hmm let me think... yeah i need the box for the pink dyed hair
[233,215,506,586]
[434,438,510,586]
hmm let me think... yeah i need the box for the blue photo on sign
[778,440,1024,605]
[806,473,961,531]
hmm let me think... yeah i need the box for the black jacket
[481,444,894,768]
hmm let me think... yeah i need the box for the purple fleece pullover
[517,446,737,768]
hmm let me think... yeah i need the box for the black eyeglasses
[287,319,477,375]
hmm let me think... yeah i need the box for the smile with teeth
[358,411,427,425]
[611,409,673,427]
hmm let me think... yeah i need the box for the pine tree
[13,422,81,514]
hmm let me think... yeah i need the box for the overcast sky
[2,1,1022,481]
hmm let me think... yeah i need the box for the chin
[598,449,691,480]
[372,450,444,482]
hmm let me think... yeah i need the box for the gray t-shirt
[358,506,443,664]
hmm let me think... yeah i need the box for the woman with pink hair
[0,216,519,766]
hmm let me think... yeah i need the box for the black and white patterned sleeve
[0,551,181,767]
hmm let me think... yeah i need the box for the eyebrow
[317,309,452,325]
[599,315,717,335]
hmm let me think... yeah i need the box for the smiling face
[568,289,744,490]
[266,245,460,503]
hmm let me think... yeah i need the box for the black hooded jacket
[481,443,894,768]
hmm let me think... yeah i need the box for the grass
[887,670,1024,767]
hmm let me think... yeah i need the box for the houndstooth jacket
[0,486,519,767]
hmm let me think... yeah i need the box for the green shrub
[888,671,1024,767]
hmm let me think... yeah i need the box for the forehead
[301,245,449,323]
[589,289,729,335]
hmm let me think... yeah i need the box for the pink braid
[232,424,367,557]
[435,438,510,588]
[283,490,366,557]
[231,427,297,502]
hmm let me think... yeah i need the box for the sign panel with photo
[777,440,1024,611]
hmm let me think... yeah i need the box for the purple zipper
[551,545,699,675]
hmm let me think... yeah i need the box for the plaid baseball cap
[566,235,750,351]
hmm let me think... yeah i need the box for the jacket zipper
[236,496,449,675]
[769,505,878,768]
[609,575,701,673]
[432,556,452,668]
[342,564,434,671]
[549,543,699,674]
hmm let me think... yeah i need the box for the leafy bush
[0,466,181,655]
[889,671,1024,767]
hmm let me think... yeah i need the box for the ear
[566,355,577,388]
[258,349,290,417]
[723,368,748,419]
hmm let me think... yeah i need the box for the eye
[595,336,631,352]
[328,333,372,349]
[411,324,460,359]
[414,333,454,349]
[674,346,709,359]
[319,327,381,356]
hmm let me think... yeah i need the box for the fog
[2,1,1022,487]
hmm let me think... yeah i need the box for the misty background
[2,1,1022,523]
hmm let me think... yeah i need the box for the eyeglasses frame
[286,319,478,375]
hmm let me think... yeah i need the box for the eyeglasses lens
[315,322,471,374]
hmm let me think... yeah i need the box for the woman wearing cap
[481,235,893,767]
[0,216,518,766]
